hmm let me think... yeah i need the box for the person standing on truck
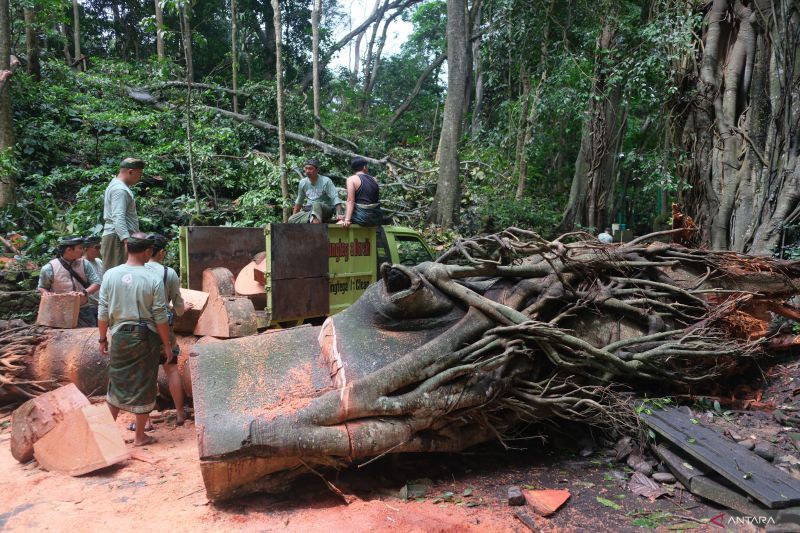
[288,158,343,224]
[145,233,193,426]
[101,157,145,271]
[340,157,384,228]
[98,232,173,447]
[38,236,102,327]
[82,235,104,320]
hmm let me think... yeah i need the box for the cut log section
[33,403,129,476]
[36,292,81,328]
[193,297,257,338]
[172,288,209,334]
[253,259,266,285]
[10,383,90,462]
[234,260,266,310]
[202,267,235,299]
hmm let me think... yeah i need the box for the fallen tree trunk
[0,327,200,405]
[190,228,800,500]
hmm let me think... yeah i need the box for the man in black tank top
[340,157,385,227]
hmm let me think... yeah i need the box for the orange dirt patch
[1,403,518,532]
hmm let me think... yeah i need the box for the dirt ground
[4,359,800,532]
[1,408,727,533]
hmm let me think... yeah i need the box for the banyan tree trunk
[681,0,800,253]
[190,228,800,500]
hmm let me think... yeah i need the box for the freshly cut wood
[234,260,264,296]
[36,292,81,328]
[10,383,90,462]
[193,296,257,338]
[523,489,570,516]
[202,267,235,299]
[33,403,129,476]
[253,259,266,285]
[172,288,209,334]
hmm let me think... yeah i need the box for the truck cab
[179,224,433,326]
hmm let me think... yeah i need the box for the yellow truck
[179,224,432,326]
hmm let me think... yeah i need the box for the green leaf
[463,488,473,497]
[687,437,696,444]
[690,418,699,424]
[596,497,622,510]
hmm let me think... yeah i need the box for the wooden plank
[183,226,265,291]
[642,407,800,508]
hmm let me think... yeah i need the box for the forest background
[0,0,797,267]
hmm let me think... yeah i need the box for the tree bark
[231,0,239,113]
[24,7,40,81]
[179,2,194,82]
[311,0,322,140]
[469,2,483,140]
[558,19,625,232]
[72,0,81,70]
[681,0,800,254]
[429,0,468,227]
[514,62,531,200]
[154,0,165,60]
[271,0,289,222]
[0,0,14,207]
[59,23,72,64]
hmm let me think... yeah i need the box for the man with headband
[98,232,172,447]
[146,233,193,426]
[38,236,102,327]
[288,158,343,224]
[101,157,145,271]
[82,235,103,320]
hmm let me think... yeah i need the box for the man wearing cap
[38,236,102,327]
[146,233,193,426]
[288,158,343,224]
[339,157,384,228]
[82,236,103,320]
[101,157,145,271]
[98,232,172,447]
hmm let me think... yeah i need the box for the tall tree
[24,7,40,80]
[231,0,239,113]
[558,16,625,232]
[311,0,321,139]
[179,2,194,81]
[271,0,289,222]
[0,0,14,207]
[72,0,81,69]
[429,0,468,227]
[680,0,800,253]
[154,0,165,60]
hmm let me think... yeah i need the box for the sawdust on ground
[0,406,519,532]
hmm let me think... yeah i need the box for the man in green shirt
[98,232,172,447]
[38,236,102,327]
[146,233,193,426]
[288,158,343,224]
[101,157,144,271]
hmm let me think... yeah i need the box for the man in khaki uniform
[37,236,101,327]
[101,158,145,271]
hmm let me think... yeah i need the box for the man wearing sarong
[288,158,343,224]
[82,235,103,321]
[339,157,384,228]
[101,157,145,271]
[98,233,172,447]
[146,233,194,426]
[38,236,102,327]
